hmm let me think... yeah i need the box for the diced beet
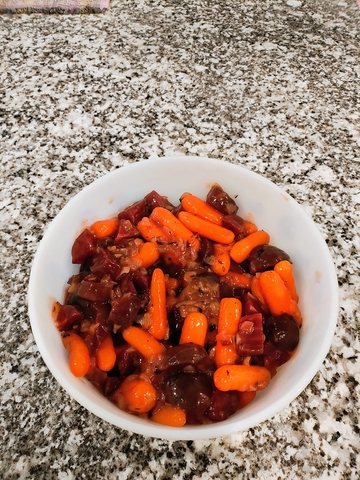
[114,219,139,244]
[90,247,122,280]
[104,376,122,397]
[55,304,82,331]
[144,190,175,212]
[71,229,97,264]
[220,280,248,299]
[248,244,291,274]
[167,307,185,344]
[77,277,115,302]
[206,184,238,215]
[118,274,138,296]
[222,214,246,240]
[155,343,216,375]
[263,314,300,351]
[117,198,148,224]
[263,340,291,368]
[115,344,142,377]
[206,389,240,422]
[161,372,213,422]
[132,273,151,293]
[197,237,215,265]
[241,292,269,316]
[236,313,265,355]
[107,294,142,330]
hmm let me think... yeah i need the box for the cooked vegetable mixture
[54,184,301,426]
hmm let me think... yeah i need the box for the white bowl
[28,156,338,440]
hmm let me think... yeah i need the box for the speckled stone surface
[0,0,359,478]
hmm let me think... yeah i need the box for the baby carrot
[211,244,231,276]
[148,268,168,340]
[132,242,160,268]
[259,271,302,325]
[96,334,116,372]
[274,260,299,303]
[150,207,194,242]
[243,220,258,235]
[230,230,270,264]
[218,298,242,336]
[90,218,119,238]
[122,326,165,359]
[120,377,157,413]
[223,271,253,291]
[238,391,257,409]
[62,331,91,378]
[214,342,238,368]
[178,211,235,244]
[181,193,224,226]
[137,217,167,242]
[214,365,271,392]
[179,312,208,346]
[151,404,187,427]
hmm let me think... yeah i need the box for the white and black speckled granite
[0,0,359,478]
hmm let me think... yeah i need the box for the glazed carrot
[223,271,253,291]
[230,230,270,263]
[137,217,166,242]
[62,331,91,378]
[122,326,165,359]
[178,211,235,244]
[259,270,302,325]
[211,244,231,276]
[274,260,299,303]
[120,377,157,413]
[218,298,242,336]
[90,218,119,238]
[151,404,187,427]
[150,207,194,242]
[148,268,168,340]
[132,242,160,268]
[96,334,116,372]
[238,391,257,409]
[181,193,224,226]
[243,220,258,235]
[214,343,238,368]
[179,312,208,346]
[214,364,271,392]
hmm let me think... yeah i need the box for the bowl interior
[28,156,338,440]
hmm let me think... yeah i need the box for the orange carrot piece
[96,334,116,372]
[218,298,242,336]
[214,364,271,392]
[238,391,257,409]
[62,331,91,378]
[179,312,208,346]
[230,230,270,263]
[120,377,157,413]
[137,217,166,242]
[90,218,119,238]
[148,268,168,340]
[132,242,160,268]
[274,260,299,303]
[214,343,238,368]
[178,211,235,244]
[222,271,253,291]
[181,193,224,226]
[150,207,194,242]
[151,404,187,427]
[122,326,165,359]
[243,220,258,235]
[211,244,231,276]
[259,270,302,325]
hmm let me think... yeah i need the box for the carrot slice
[230,230,270,264]
[90,218,119,238]
[178,211,235,244]
[181,193,224,226]
[214,364,271,392]
[179,312,208,346]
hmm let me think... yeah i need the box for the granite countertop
[1,0,359,478]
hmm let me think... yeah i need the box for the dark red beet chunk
[115,344,142,377]
[114,220,139,244]
[117,198,148,224]
[222,214,246,240]
[155,343,216,375]
[55,304,82,331]
[107,294,142,330]
[145,190,175,211]
[264,340,291,368]
[248,244,290,274]
[206,184,238,215]
[206,389,240,422]
[161,372,213,422]
[263,314,300,351]
[241,292,269,316]
[71,229,97,264]
[90,247,121,280]
[77,277,115,302]
[236,313,265,355]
